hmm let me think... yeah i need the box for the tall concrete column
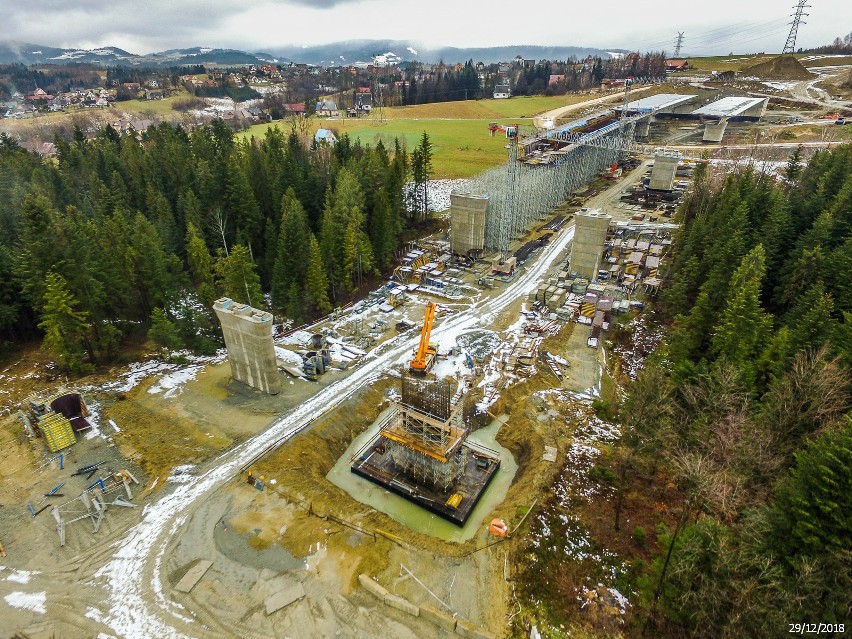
[649,151,681,191]
[703,118,728,143]
[570,210,612,279]
[213,298,281,395]
[635,117,651,138]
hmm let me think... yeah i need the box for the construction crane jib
[410,302,438,375]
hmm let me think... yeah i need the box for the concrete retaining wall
[385,593,420,617]
[358,574,494,637]
[421,604,457,631]
[456,618,497,639]
[358,574,389,599]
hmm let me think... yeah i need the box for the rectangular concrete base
[421,604,457,631]
[174,560,213,593]
[265,582,306,615]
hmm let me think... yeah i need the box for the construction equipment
[409,302,437,375]
[487,122,519,139]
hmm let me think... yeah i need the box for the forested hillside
[615,146,851,635]
[0,123,410,372]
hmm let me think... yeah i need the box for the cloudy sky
[0,0,847,55]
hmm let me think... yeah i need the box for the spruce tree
[711,244,773,386]
[305,234,331,315]
[215,244,263,308]
[771,421,852,560]
[38,271,90,374]
[148,307,184,354]
[271,189,310,313]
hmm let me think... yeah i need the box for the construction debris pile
[21,390,92,453]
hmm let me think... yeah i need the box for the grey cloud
[0,1,255,50]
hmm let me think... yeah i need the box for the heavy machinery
[409,301,437,375]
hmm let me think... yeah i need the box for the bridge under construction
[451,94,695,256]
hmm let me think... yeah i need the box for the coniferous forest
[595,146,851,636]
[0,123,415,371]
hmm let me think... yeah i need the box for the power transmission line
[783,0,811,54]
[674,32,685,57]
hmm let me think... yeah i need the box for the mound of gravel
[743,55,813,81]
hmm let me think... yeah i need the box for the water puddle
[327,409,517,542]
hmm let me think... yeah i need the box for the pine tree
[186,222,213,287]
[305,234,331,315]
[215,244,263,308]
[148,307,184,354]
[271,188,310,313]
[771,420,852,560]
[712,244,773,386]
[38,271,90,374]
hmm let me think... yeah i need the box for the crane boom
[410,302,437,374]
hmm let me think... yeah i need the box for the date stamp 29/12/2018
[788,623,845,635]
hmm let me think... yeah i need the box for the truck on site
[409,301,438,375]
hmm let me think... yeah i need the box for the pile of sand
[744,54,813,81]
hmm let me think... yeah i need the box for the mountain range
[0,40,624,67]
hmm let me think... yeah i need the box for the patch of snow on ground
[167,465,196,484]
[274,346,303,367]
[279,330,313,346]
[5,569,38,584]
[4,591,46,614]
[763,81,798,91]
[147,365,204,398]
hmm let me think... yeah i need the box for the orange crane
[409,302,437,375]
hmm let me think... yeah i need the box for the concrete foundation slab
[543,446,558,462]
[174,559,213,593]
[421,604,457,631]
[264,582,306,615]
[384,593,420,616]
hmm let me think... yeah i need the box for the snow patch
[4,591,46,614]
[5,569,38,584]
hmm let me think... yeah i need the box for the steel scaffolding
[469,117,639,253]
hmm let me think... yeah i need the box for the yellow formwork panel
[39,413,76,452]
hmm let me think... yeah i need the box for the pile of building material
[23,389,92,452]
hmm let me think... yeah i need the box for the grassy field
[374,94,594,120]
[241,116,521,178]
[238,92,635,178]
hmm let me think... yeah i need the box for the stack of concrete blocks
[648,151,681,191]
[213,297,281,395]
[569,210,612,280]
[449,192,488,257]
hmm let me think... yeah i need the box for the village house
[314,129,338,145]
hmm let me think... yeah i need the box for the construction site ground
[10,80,840,637]
[0,152,668,639]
